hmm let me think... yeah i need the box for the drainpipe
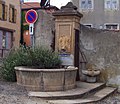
[20,0,24,45]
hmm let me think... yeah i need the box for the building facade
[72,0,120,30]
[0,0,21,57]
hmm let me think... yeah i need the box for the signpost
[25,9,38,24]
[29,23,34,34]
[25,9,38,47]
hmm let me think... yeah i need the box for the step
[28,81,105,99]
[48,87,117,104]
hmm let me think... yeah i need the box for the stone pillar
[53,2,83,65]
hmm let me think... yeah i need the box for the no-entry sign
[25,9,38,24]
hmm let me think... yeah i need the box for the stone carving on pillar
[58,35,71,53]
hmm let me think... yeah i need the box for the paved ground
[96,93,120,104]
[0,81,120,104]
[0,81,49,104]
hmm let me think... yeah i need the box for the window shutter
[112,0,118,10]
[88,0,92,9]
[14,9,17,23]
[105,0,111,9]
[0,3,2,19]
[4,5,7,21]
[9,7,12,22]
[81,0,86,9]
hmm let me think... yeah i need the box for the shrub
[2,47,61,82]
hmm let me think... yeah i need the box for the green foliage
[21,11,26,23]
[20,11,28,44]
[21,11,29,31]
[23,24,29,31]
[2,47,61,82]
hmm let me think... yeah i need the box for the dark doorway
[74,29,80,81]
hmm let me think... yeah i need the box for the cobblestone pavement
[0,81,49,104]
[96,92,120,104]
[0,81,120,104]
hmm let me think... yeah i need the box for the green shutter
[9,7,12,22]
[4,5,7,20]
[14,9,17,23]
[0,3,2,19]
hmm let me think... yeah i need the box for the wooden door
[74,29,80,81]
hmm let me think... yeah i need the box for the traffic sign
[29,23,34,35]
[25,9,38,24]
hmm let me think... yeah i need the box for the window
[105,0,119,10]
[88,0,92,8]
[9,4,17,23]
[0,30,13,57]
[0,1,7,20]
[104,23,119,30]
[80,0,93,10]
[84,24,93,28]
[0,31,13,49]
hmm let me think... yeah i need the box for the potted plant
[2,47,78,91]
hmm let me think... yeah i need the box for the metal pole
[29,23,34,48]
[33,33,35,48]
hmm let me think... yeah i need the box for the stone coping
[52,2,83,18]
[15,66,78,72]
[28,82,106,98]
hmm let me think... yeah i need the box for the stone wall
[34,10,55,49]
[80,25,120,86]
[33,10,120,87]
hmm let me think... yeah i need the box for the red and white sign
[25,9,38,24]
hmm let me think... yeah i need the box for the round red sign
[25,9,38,24]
